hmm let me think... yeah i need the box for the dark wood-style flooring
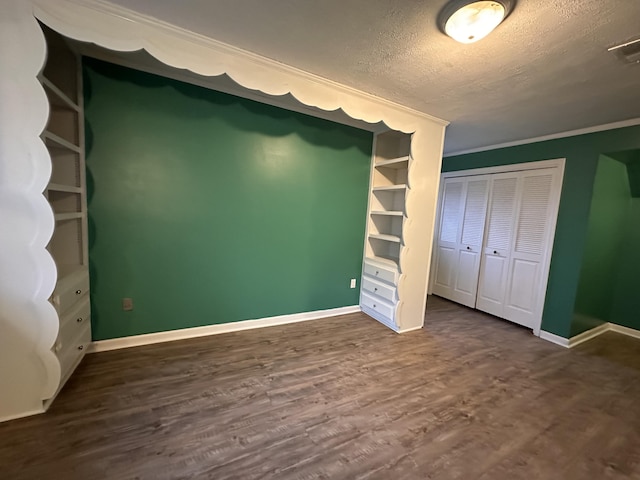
[1,296,640,479]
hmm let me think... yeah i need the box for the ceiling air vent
[608,36,640,64]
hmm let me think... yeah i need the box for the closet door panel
[503,170,556,327]
[460,179,490,247]
[476,174,518,316]
[432,178,465,299]
[505,258,539,320]
[476,254,507,316]
[454,249,479,296]
[439,180,464,243]
[483,175,518,252]
[433,176,489,308]
[452,177,489,306]
[434,245,456,289]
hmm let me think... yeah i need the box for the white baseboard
[397,325,424,333]
[539,330,570,348]
[0,408,45,424]
[609,323,640,340]
[568,323,611,348]
[87,305,360,353]
[540,322,640,348]
[360,305,401,333]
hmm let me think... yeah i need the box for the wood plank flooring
[1,296,640,479]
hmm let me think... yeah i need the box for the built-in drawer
[361,292,395,322]
[52,269,89,315]
[57,296,90,347]
[363,259,398,285]
[362,275,396,303]
[55,321,91,382]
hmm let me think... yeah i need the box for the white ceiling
[107,0,640,154]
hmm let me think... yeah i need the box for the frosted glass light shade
[444,1,506,44]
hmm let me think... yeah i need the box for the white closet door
[476,173,519,318]
[476,168,558,328]
[502,169,557,328]
[433,176,489,307]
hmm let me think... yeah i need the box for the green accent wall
[444,125,640,338]
[574,151,640,332]
[573,156,630,332]
[83,58,372,341]
[610,197,640,330]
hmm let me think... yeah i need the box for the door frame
[428,158,566,337]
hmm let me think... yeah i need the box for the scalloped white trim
[34,0,448,131]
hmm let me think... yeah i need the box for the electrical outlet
[122,297,134,311]
[350,278,357,289]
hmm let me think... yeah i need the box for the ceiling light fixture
[438,0,515,44]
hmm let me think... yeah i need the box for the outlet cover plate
[122,297,134,311]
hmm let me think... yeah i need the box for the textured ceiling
[106,0,640,154]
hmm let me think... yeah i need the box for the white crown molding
[540,321,640,349]
[440,158,565,179]
[446,118,640,157]
[88,305,360,353]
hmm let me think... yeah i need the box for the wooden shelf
[40,76,80,112]
[369,233,401,243]
[43,131,81,154]
[48,183,82,193]
[54,212,83,222]
[371,210,403,217]
[375,156,410,169]
[373,185,407,192]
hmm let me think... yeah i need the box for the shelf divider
[54,212,83,222]
[43,131,81,154]
[372,185,407,192]
[48,183,82,193]
[369,233,402,243]
[40,76,80,112]
[370,210,403,217]
[374,155,410,169]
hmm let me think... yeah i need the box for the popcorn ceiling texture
[108,0,640,153]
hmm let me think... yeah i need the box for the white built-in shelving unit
[40,25,91,401]
[360,131,413,332]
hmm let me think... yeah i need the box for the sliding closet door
[432,175,489,307]
[476,168,559,328]
[476,173,518,318]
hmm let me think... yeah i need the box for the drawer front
[53,271,90,315]
[361,292,395,321]
[363,260,397,285]
[56,322,91,381]
[362,276,396,303]
[58,297,90,348]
